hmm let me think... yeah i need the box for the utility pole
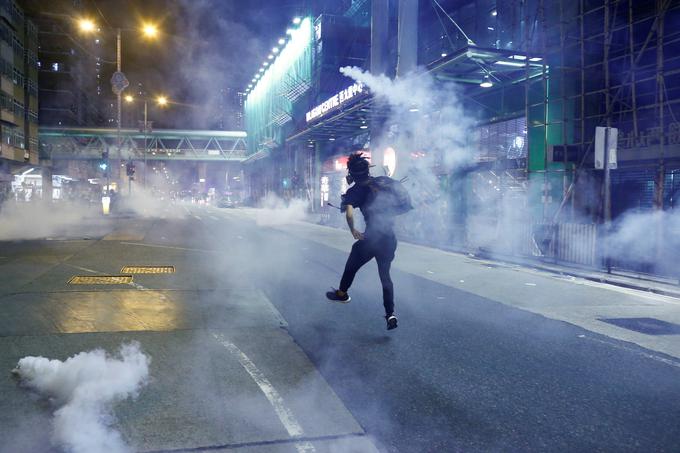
[144,100,148,188]
[115,28,121,194]
[110,27,129,194]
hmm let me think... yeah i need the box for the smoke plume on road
[13,343,150,453]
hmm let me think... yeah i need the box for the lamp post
[125,94,168,187]
[78,18,159,191]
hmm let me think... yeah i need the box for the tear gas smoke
[254,193,309,226]
[13,342,150,453]
[338,66,678,276]
[118,187,187,219]
[607,209,680,275]
[339,66,476,246]
[0,200,96,241]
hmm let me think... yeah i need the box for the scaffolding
[531,0,680,221]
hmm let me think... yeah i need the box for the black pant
[339,233,397,316]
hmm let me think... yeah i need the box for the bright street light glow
[124,95,134,103]
[267,54,274,59]
[156,96,168,106]
[142,23,159,38]
[78,18,96,33]
[278,38,285,45]
[248,84,253,88]
[293,17,301,25]
[259,68,264,72]
[263,62,269,66]
[480,75,493,88]
[286,28,293,35]
[272,47,279,53]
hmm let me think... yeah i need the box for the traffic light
[100,151,109,175]
[126,161,136,177]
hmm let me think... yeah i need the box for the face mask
[346,174,354,185]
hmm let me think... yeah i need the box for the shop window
[477,116,528,161]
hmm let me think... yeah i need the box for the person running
[326,152,412,330]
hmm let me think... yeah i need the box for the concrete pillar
[397,0,419,78]
[370,0,391,177]
[371,0,390,77]
[198,162,207,193]
[41,165,53,201]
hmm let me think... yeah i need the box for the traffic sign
[111,71,130,95]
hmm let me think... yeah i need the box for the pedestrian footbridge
[39,127,248,162]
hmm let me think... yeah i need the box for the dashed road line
[212,332,315,453]
[578,334,680,370]
[63,263,100,274]
[119,242,220,253]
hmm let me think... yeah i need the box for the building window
[51,62,60,72]
[12,68,23,85]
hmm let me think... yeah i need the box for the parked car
[217,197,236,208]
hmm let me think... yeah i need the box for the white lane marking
[212,333,315,453]
[119,242,220,254]
[64,263,100,274]
[128,281,148,291]
[194,215,202,221]
[210,216,219,221]
[579,334,680,370]
[524,283,537,286]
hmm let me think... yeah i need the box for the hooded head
[346,152,370,185]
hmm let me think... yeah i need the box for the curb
[308,219,680,299]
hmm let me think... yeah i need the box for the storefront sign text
[306,82,365,123]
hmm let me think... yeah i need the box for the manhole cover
[599,317,680,335]
[121,266,175,274]
[69,275,133,285]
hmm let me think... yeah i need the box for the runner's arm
[345,205,364,240]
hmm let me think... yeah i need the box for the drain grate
[69,275,133,285]
[599,317,680,335]
[121,265,175,274]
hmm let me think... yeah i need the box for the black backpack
[366,176,414,216]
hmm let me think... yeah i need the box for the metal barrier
[527,222,598,267]
[555,223,598,266]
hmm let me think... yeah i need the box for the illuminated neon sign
[306,82,365,123]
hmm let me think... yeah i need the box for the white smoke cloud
[254,193,309,226]
[117,187,186,219]
[339,66,474,173]
[0,201,95,241]
[338,66,476,245]
[13,343,150,453]
[607,208,680,274]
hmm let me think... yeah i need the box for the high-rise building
[0,0,39,189]
[216,87,245,130]
[25,0,108,127]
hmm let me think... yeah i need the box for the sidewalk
[246,212,680,361]
[313,218,680,299]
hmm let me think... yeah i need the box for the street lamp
[78,18,96,33]
[125,95,169,187]
[78,19,160,192]
[141,23,159,38]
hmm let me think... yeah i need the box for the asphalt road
[2,205,680,453]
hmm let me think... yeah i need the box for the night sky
[31,0,311,128]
